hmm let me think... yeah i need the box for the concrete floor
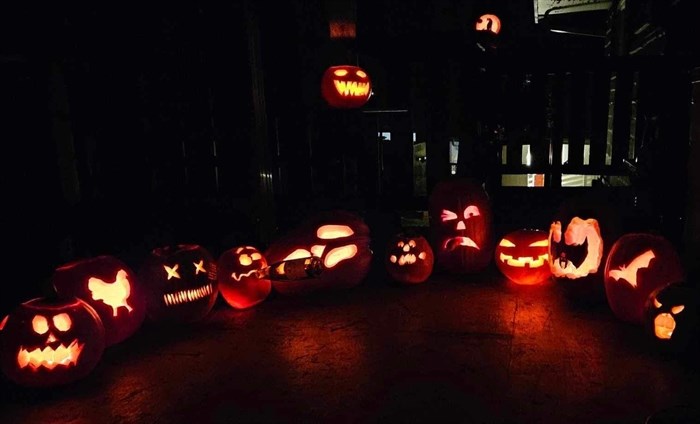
[1,269,699,424]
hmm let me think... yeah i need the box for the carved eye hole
[408,240,416,248]
[317,225,354,239]
[0,315,7,331]
[671,305,685,315]
[165,264,181,280]
[464,205,480,219]
[499,239,515,248]
[334,69,348,77]
[529,239,548,247]
[356,70,367,78]
[53,313,72,332]
[32,315,49,335]
[654,298,662,309]
[441,209,458,222]
[194,260,206,274]
[397,241,404,248]
[251,252,262,261]
[239,254,252,266]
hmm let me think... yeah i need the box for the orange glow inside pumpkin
[608,249,655,288]
[652,298,686,340]
[331,71,370,97]
[163,284,214,306]
[475,14,501,34]
[389,240,429,266]
[282,224,359,269]
[164,264,180,280]
[497,238,549,268]
[88,269,134,317]
[0,315,8,331]
[440,206,481,249]
[19,313,84,370]
[317,224,354,239]
[549,217,603,279]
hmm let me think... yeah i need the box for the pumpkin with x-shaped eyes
[385,233,434,285]
[0,296,105,387]
[217,246,271,309]
[137,244,218,323]
[428,178,494,274]
[495,229,551,285]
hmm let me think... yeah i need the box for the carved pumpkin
[643,282,698,352]
[475,14,501,35]
[495,229,551,285]
[428,178,495,274]
[138,244,218,323]
[321,65,372,109]
[217,246,271,309]
[51,255,146,346]
[0,296,105,387]
[265,210,372,295]
[385,233,434,285]
[604,233,685,325]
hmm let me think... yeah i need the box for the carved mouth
[443,237,480,251]
[499,253,548,268]
[334,80,370,97]
[17,339,84,370]
[163,284,214,306]
[232,270,258,282]
[389,252,426,266]
[654,313,676,340]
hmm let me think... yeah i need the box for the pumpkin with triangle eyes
[643,282,698,353]
[428,178,495,274]
[0,296,105,387]
[495,229,551,285]
[138,244,218,323]
[217,246,271,309]
[321,65,372,109]
[265,210,372,295]
[385,233,434,285]
[604,233,685,325]
[51,255,146,346]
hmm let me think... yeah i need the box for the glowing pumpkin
[217,246,271,310]
[428,178,495,274]
[51,255,146,346]
[643,282,698,353]
[321,65,372,109]
[385,233,434,285]
[0,296,105,387]
[604,233,685,325]
[495,229,551,285]
[265,210,372,295]
[138,244,218,323]
[475,13,501,35]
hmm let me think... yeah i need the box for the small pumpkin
[217,246,271,309]
[385,233,434,285]
[495,229,551,285]
[52,255,146,346]
[0,296,105,387]
[475,13,501,35]
[643,282,698,353]
[321,65,372,109]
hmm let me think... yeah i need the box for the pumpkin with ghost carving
[52,255,146,346]
[495,229,551,285]
[217,246,271,309]
[604,233,685,325]
[138,244,218,323]
[385,233,434,285]
[321,65,372,109]
[643,282,698,353]
[0,296,105,387]
[265,210,372,295]
[428,178,495,274]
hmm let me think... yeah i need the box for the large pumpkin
[495,228,551,285]
[52,255,146,346]
[321,65,372,109]
[428,178,494,274]
[217,246,271,310]
[604,233,685,325]
[385,233,434,285]
[0,296,105,387]
[265,210,372,295]
[138,244,218,323]
[643,282,698,353]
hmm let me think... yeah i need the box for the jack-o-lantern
[643,282,698,352]
[548,217,604,279]
[217,246,271,309]
[604,233,685,325]
[138,244,218,323]
[265,210,372,295]
[321,65,372,109]
[495,229,551,285]
[428,178,495,274]
[385,233,434,285]
[0,296,105,387]
[475,13,501,35]
[52,255,146,346]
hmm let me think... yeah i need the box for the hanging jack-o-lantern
[138,244,218,323]
[321,65,372,109]
[51,255,146,346]
[217,246,271,309]
[385,233,434,285]
[265,210,372,295]
[0,296,105,387]
[495,229,551,285]
[475,14,501,35]
[428,178,495,274]
[604,233,685,325]
[643,282,698,353]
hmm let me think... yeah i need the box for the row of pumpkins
[1,178,697,388]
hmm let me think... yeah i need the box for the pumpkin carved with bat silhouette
[52,255,146,346]
[0,297,105,387]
